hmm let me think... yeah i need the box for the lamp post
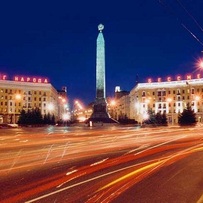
[13,94,21,124]
[110,99,116,119]
[47,103,54,111]
[167,98,173,125]
[140,112,149,127]
[194,95,201,123]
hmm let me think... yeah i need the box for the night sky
[0,0,203,106]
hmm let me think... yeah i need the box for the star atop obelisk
[98,24,104,32]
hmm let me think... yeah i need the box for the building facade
[115,76,203,124]
[0,75,68,124]
[106,74,203,125]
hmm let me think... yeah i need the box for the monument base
[88,98,118,123]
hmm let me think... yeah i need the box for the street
[0,125,203,203]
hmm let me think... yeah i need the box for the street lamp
[47,103,54,112]
[110,99,116,119]
[167,98,174,125]
[195,58,203,72]
[199,61,203,69]
[141,112,149,126]
[13,94,22,124]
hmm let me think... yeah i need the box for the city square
[0,1,203,203]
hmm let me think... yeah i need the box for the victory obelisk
[89,24,117,123]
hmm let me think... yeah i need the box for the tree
[18,108,44,126]
[144,109,157,125]
[18,109,27,125]
[51,114,55,125]
[178,104,197,126]
[144,110,168,126]
[161,112,168,126]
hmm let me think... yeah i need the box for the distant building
[115,86,130,100]
[57,86,69,121]
[112,86,130,120]
[72,100,92,122]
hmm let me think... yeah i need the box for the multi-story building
[117,74,203,124]
[0,74,68,124]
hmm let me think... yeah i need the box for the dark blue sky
[0,0,203,106]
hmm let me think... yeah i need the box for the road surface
[0,125,203,203]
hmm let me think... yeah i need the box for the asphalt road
[0,125,203,203]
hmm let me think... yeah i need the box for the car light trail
[1,126,203,203]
